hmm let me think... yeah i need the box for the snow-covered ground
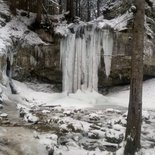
[0,1,154,154]
[1,79,154,155]
[8,79,155,111]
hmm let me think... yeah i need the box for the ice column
[60,27,113,93]
[102,29,114,77]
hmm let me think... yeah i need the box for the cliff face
[10,0,155,91]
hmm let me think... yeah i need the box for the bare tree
[87,0,90,21]
[124,0,145,154]
[9,0,17,15]
[66,0,74,21]
[97,0,100,17]
[35,0,42,25]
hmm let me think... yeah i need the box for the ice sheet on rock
[0,8,45,56]
[60,25,114,93]
[96,11,133,31]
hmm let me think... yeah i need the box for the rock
[82,141,98,151]
[105,108,121,114]
[0,137,9,145]
[59,124,69,133]
[90,124,101,130]
[33,131,40,139]
[19,109,26,118]
[2,120,10,125]
[89,113,100,121]
[100,143,118,152]
[9,0,155,90]
[24,113,39,124]
[142,110,150,121]
[105,129,124,144]
[57,136,69,145]
[48,148,54,155]
[42,110,50,114]
[0,113,8,118]
[0,104,3,109]
[0,97,3,104]
[63,110,74,116]
[88,132,100,139]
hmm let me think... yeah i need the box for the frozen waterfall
[60,26,114,93]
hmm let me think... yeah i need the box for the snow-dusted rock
[105,108,121,114]
[89,113,100,121]
[42,110,50,114]
[105,129,124,144]
[88,132,100,139]
[63,110,74,116]
[0,113,8,118]
[142,110,150,121]
[0,104,3,109]
[24,113,39,123]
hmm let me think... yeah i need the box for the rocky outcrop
[12,42,62,84]
[11,0,155,92]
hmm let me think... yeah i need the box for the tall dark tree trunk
[10,0,16,15]
[124,0,145,154]
[66,0,74,21]
[97,0,100,17]
[76,0,78,16]
[87,0,90,21]
[59,0,62,14]
[35,0,42,25]
[78,0,81,17]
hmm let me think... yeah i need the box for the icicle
[60,34,76,93]
[102,29,114,77]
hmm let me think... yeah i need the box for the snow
[4,79,155,155]
[96,11,133,31]
[107,79,155,110]
[0,0,10,16]
[0,7,45,57]
[0,113,8,118]
[6,78,155,111]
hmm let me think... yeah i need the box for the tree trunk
[10,0,16,15]
[59,0,62,14]
[124,0,145,154]
[78,0,81,17]
[66,0,74,21]
[35,0,42,25]
[97,0,100,17]
[76,0,78,16]
[87,0,90,21]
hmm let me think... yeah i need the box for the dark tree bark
[35,0,42,25]
[97,0,100,17]
[78,0,81,17]
[124,0,145,154]
[87,0,90,21]
[59,0,62,14]
[66,0,74,21]
[75,0,78,16]
[75,0,81,17]
[10,0,17,15]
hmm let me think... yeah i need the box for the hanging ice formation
[60,24,114,93]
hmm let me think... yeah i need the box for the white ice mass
[60,25,114,93]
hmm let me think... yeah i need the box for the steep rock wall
[12,0,155,92]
